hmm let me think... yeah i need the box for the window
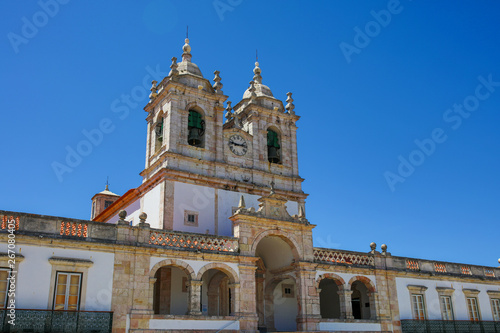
[104,200,113,209]
[48,257,92,311]
[492,299,500,321]
[155,118,163,152]
[54,272,82,310]
[281,283,294,298]
[267,129,281,163]
[183,210,199,227]
[440,296,454,320]
[466,297,480,321]
[412,294,426,320]
[436,287,455,321]
[0,268,9,308]
[408,285,428,320]
[187,110,204,147]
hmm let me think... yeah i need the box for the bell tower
[99,38,307,236]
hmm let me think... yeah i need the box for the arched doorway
[255,235,299,332]
[351,280,371,319]
[200,268,232,316]
[153,266,189,315]
[319,278,342,319]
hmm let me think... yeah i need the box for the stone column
[188,280,203,316]
[338,289,354,319]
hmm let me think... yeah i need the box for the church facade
[1,39,500,333]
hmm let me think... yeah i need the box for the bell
[188,127,201,146]
[268,146,280,163]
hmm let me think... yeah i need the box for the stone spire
[182,38,192,62]
[213,70,223,93]
[238,195,246,209]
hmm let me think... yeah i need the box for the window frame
[436,287,455,321]
[487,291,500,322]
[463,289,481,321]
[0,253,24,310]
[0,267,10,309]
[47,257,93,311]
[439,295,454,320]
[491,298,500,321]
[183,210,199,227]
[408,285,428,320]
[53,271,82,311]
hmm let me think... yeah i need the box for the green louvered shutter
[267,130,280,148]
[188,111,203,129]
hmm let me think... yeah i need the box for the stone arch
[347,275,376,292]
[317,273,345,319]
[185,102,206,117]
[250,230,301,261]
[150,259,196,281]
[196,262,239,283]
[316,273,346,291]
[154,109,164,123]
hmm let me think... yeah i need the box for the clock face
[228,134,248,156]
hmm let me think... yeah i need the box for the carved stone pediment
[256,193,291,221]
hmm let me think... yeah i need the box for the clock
[228,134,248,156]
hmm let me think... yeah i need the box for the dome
[242,61,274,98]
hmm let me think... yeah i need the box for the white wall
[106,198,141,225]
[319,321,382,331]
[273,279,298,332]
[173,182,215,234]
[396,277,500,321]
[170,267,188,315]
[0,243,114,311]
[141,183,162,229]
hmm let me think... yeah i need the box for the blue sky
[1,1,499,266]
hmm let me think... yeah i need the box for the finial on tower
[213,70,223,93]
[169,57,179,76]
[105,177,109,191]
[253,61,262,84]
[238,195,246,209]
[149,80,158,101]
[224,101,233,123]
[249,80,257,99]
[285,92,295,115]
[182,32,192,62]
[269,181,275,195]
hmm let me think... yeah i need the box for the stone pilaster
[238,263,259,332]
[228,282,240,315]
[295,262,321,332]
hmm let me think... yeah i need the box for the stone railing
[313,247,375,267]
[0,210,239,254]
[392,256,499,279]
[150,230,239,252]
[0,211,117,241]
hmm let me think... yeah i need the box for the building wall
[0,243,114,311]
[396,276,500,321]
[273,279,298,332]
